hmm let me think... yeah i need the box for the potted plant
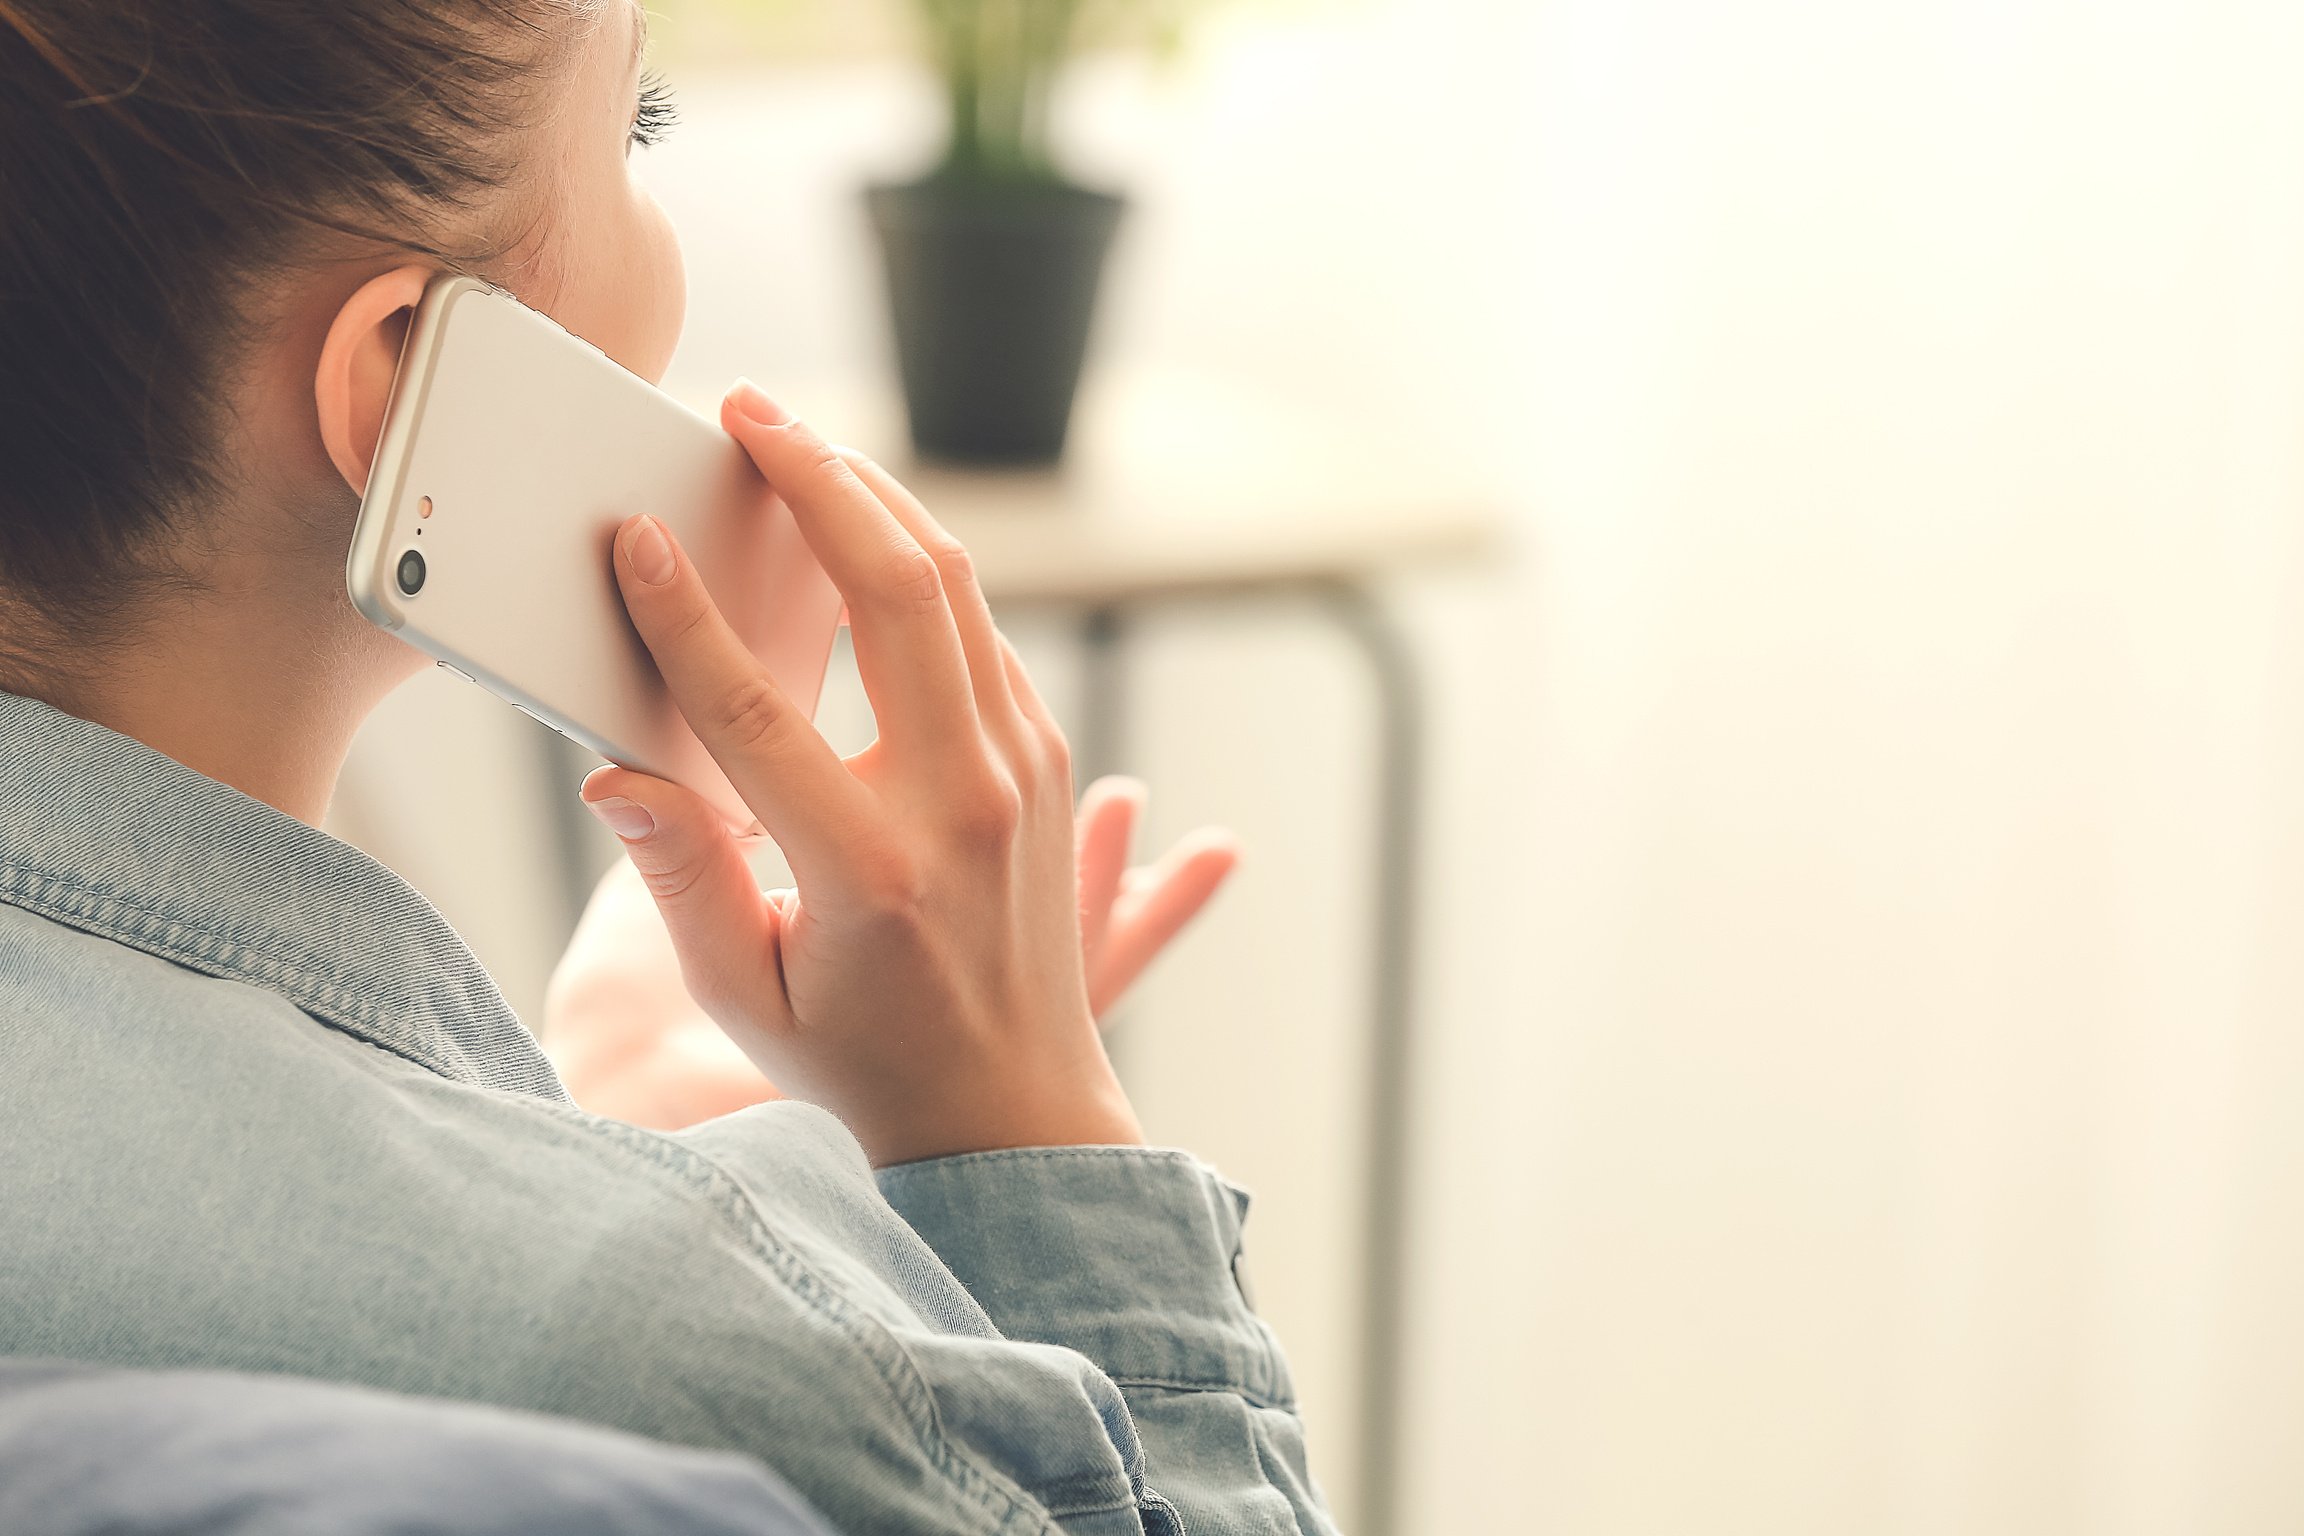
[870,0,1182,463]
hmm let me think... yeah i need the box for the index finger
[718,383,976,756]
[610,512,879,894]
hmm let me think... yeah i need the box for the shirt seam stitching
[0,865,468,1080]
[0,863,566,1100]
[882,1145,1204,1175]
[0,863,387,1021]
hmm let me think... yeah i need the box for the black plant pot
[867,179,1125,464]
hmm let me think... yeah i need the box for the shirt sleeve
[877,1145,1340,1536]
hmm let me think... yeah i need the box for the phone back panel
[348,276,841,827]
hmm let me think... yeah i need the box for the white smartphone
[346,274,842,828]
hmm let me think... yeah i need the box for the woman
[0,3,1331,1533]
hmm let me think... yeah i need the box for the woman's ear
[314,265,434,494]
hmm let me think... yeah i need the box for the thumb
[580,764,782,1021]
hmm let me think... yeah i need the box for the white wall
[340,1,2304,1531]
[1416,1,2304,1531]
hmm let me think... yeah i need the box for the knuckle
[787,423,850,479]
[662,593,715,650]
[712,674,787,752]
[880,544,945,615]
[852,847,928,920]
[927,539,980,603]
[768,421,870,496]
[950,772,1024,847]
[632,849,711,904]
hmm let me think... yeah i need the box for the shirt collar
[0,689,566,1100]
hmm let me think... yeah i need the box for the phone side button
[435,660,477,685]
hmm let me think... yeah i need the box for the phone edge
[343,273,497,633]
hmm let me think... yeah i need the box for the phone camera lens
[396,549,427,596]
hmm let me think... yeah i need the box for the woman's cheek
[553,187,686,384]
[634,194,687,386]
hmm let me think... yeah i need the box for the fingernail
[583,795,656,841]
[728,378,792,426]
[626,516,676,585]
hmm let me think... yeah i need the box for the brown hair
[0,0,588,682]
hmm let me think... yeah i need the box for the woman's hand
[1073,776,1239,1021]
[544,779,1237,1130]
[542,857,780,1128]
[575,380,1185,1165]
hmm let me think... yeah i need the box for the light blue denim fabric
[0,1359,837,1535]
[0,690,1335,1536]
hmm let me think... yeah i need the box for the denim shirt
[0,692,1333,1536]
[0,1360,837,1535]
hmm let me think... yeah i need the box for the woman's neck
[14,288,437,826]
[35,559,419,829]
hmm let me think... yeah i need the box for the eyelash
[630,71,679,151]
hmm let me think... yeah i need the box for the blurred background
[331,0,2304,1532]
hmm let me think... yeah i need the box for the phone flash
[417,495,434,519]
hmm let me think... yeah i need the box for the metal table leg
[1314,581,1426,1536]
[1074,602,1133,1070]
[1064,584,1428,1536]
[1075,603,1130,788]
